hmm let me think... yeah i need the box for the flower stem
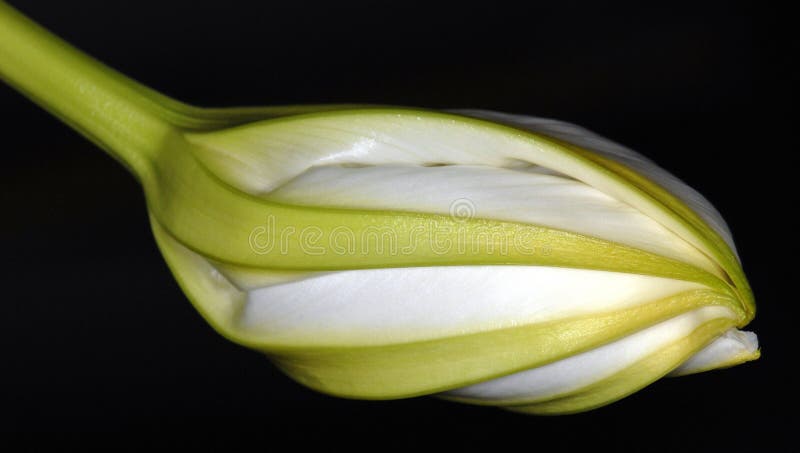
[0,1,174,178]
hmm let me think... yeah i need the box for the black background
[1,0,795,449]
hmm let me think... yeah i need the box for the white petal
[442,305,736,404]
[669,328,759,376]
[267,164,716,272]
[451,109,738,258]
[237,266,704,346]
[186,111,726,273]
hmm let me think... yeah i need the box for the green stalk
[0,2,174,178]
[0,1,371,169]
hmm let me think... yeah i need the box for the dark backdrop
[1,0,794,449]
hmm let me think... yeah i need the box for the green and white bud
[0,2,757,415]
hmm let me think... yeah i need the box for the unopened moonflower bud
[0,2,757,414]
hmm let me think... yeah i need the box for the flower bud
[0,2,757,414]
[147,108,757,414]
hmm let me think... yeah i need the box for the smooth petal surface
[266,164,715,272]
[240,266,704,345]
[451,109,738,256]
[442,306,737,405]
[669,328,759,376]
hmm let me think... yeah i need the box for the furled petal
[240,266,704,345]
[450,109,738,257]
[266,163,715,272]
[669,328,759,376]
[442,306,737,408]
